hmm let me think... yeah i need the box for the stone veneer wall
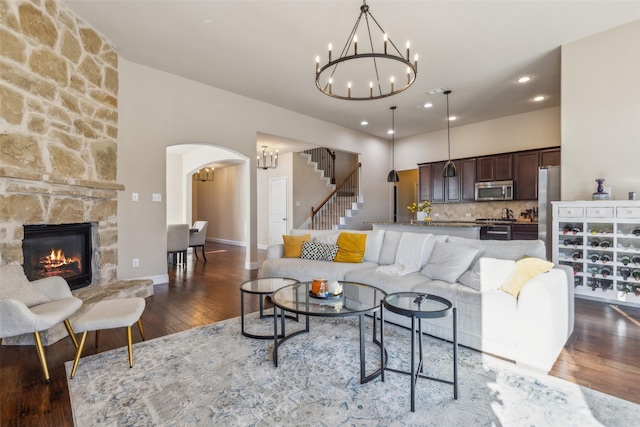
[0,0,122,284]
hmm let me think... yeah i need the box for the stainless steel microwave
[475,180,514,201]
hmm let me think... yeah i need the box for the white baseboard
[133,274,169,285]
[207,237,245,247]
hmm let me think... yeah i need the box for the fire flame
[43,248,82,271]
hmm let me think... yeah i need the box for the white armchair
[189,221,208,261]
[0,265,82,381]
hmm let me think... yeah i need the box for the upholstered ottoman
[70,297,146,378]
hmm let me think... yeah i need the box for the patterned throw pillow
[300,241,339,262]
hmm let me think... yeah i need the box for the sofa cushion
[283,234,310,258]
[300,241,339,262]
[0,265,51,307]
[261,258,377,282]
[447,236,546,262]
[378,230,403,265]
[459,257,516,292]
[345,268,429,295]
[420,241,478,283]
[290,229,385,263]
[500,257,554,298]
[334,232,367,263]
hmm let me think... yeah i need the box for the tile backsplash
[430,201,539,222]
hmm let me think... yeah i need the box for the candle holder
[592,178,609,200]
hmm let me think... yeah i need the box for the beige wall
[117,58,391,279]
[561,21,640,200]
[395,107,560,171]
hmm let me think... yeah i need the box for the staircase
[303,155,362,230]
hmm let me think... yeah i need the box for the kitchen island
[371,221,481,239]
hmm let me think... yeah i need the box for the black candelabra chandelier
[315,0,418,100]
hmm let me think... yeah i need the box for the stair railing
[310,162,361,230]
[303,147,336,184]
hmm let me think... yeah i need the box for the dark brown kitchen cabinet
[418,164,432,202]
[477,154,512,182]
[431,161,445,202]
[460,158,477,201]
[511,223,538,240]
[539,148,560,167]
[514,151,539,200]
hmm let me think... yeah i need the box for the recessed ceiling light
[360,120,368,126]
[517,76,532,83]
[387,129,394,135]
[423,102,433,108]
[427,88,445,95]
[533,95,546,102]
[448,116,457,121]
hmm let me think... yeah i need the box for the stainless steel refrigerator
[538,166,561,260]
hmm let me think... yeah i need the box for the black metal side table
[240,277,299,339]
[382,292,458,412]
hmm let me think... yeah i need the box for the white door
[269,177,288,244]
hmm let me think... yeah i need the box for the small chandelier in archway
[257,146,278,170]
[193,167,214,182]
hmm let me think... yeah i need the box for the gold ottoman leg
[70,331,88,378]
[127,326,134,368]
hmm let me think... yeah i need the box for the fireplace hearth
[23,223,93,290]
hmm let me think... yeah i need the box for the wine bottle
[588,278,600,291]
[589,266,600,277]
[562,224,573,234]
[590,227,599,235]
[590,239,600,248]
[571,251,581,260]
[632,256,640,265]
[589,253,600,263]
[601,266,611,277]
[600,281,611,291]
[563,238,575,246]
[633,269,640,280]
[572,225,582,235]
[619,255,631,265]
[573,264,583,273]
[574,277,583,287]
[600,240,610,249]
[620,267,631,280]
[633,228,640,237]
[601,253,610,263]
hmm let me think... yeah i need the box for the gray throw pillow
[420,241,479,283]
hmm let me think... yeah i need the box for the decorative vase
[416,211,426,221]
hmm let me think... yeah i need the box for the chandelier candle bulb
[328,43,332,62]
[370,81,373,97]
[390,76,395,92]
[406,41,410,60]
[414,54,418,70]
[348,82,351,98]
[353,35,358,54]
[315,56,320,73]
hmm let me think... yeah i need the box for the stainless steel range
[475,218,516,240]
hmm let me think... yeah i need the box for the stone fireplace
[23,222,94,290]
[0,1,122,285]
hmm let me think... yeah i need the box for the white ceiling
[65,0,640,142]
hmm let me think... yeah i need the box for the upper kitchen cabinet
[514,151,540,200]
[540,148,561,167]
[419,159,474,203]
[477,154,512,182]
[460,158,477,202]
[418,163,433,202]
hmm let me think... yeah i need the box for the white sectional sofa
[261,229,575,373]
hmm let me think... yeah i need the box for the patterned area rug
[67,313,640,426]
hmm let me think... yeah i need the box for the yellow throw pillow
[282,234,310,258]
[500,257,554,298]
[334,232,367,263]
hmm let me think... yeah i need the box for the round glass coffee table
[270,281,387,384]
[382,292,458,412]
[240,277,299,340]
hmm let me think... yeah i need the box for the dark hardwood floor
[1,241,639,425]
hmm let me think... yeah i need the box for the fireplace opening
[23,223,93,290]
